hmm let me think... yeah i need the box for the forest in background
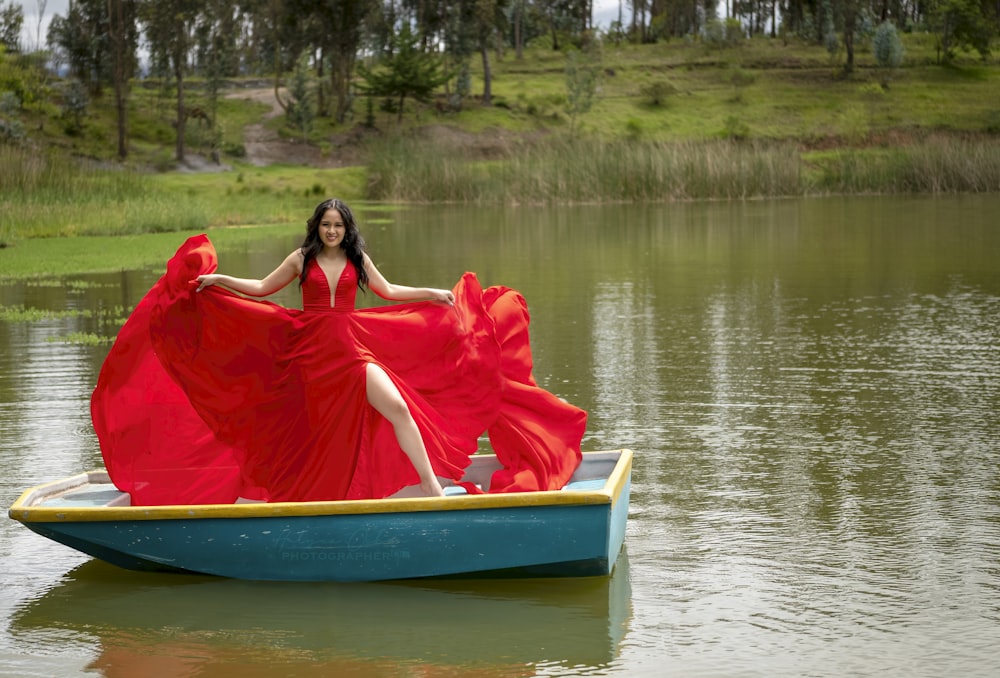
[1,0,998,163]
[1,1,999,246]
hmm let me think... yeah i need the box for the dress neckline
[304,258,355,312]
[316,259,349,308]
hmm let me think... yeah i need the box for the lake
[1,195,998,677]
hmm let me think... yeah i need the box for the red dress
[90,235,586,505]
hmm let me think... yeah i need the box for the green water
[1,195,998,677]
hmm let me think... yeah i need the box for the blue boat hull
[11,450,632,582]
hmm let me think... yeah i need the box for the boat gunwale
[9,450,633,524]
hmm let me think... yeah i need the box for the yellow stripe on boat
[10,450,632,524]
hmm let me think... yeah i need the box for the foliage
[702,18,745,48]
[357,24,449,124]
[47,0,111,96]
[822,1,840,59]
[0,0,22,53]
[0,48,50,110]
[929,0,996,61]
[291,0,377,124]
[0,72,22,143]
[139,0,204,162]
[728,67,756,102]
[564,47,600,130]
[0,7,998,209]
[639,80,678,107]
[873,21,905,70]
[61,78,89,134]
[287,54,315,139]
[452,62,472,111]
[722,114,751,139]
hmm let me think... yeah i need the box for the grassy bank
[366,132,1000,203]
[0,145,366,246]
[4,132,999,246]
[3,35,1000,245]
[0,223,298,280]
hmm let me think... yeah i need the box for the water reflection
[11,553,632,677]
[3,195,1000,677]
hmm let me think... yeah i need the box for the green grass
[0,144,367,245]
[0,223,292,279]
[365,132,1000,203]
[2,32,999,245]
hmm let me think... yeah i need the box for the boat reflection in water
[12,551,632,676]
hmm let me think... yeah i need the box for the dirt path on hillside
[225,87,364,168]
[221,88,537,169]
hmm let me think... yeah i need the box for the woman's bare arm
[195,250,302,297]
[363,253,454,305]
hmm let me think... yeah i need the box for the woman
[91,198,587,506]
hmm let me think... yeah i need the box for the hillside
[3,34,1000,246]
[9,34,1000,172]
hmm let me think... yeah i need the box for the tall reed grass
[5,134,999,247]
[365,135,803,203]
[0,145,204,245]
[0,146,327,246]
[809,136,1000,194]
[364,134,1000,204]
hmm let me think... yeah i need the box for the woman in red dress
[91,198,587,506]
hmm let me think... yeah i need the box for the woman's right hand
[194,274,218,292]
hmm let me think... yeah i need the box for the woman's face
[319,208,346,250]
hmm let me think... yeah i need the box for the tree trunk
[331,54,354,123]
[844,7,856,74]
[316,48,327,118]
[113,63,128,160]
[175,55,186,163]
[108,0,129,160]
[845,34,855,73]
[515,2,523,59]
[480,43,492,105]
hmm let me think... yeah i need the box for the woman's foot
[420,477,446,498]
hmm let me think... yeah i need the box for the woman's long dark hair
[299,198,369,290]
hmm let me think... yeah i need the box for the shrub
[61,79,89,135]
[639,80,678,107]
[702,18,745,48]
[873,21,905,70]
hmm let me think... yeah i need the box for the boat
[8,449,632,582]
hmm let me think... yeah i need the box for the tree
[33,0,47,51]
[841,0,859,73]
[48,0,110,96]
[538,0,580,49]
[0,1,22,53]
[929,0,996,61]
[194,0,239,161]
[107,0,137,160]
[357,24,448,124]
[61,77,88,134]
[564,46,598,131]
[138,0,202,163]
[289,0,375,124]
[287,53,315,138]
[474,0,507,106]
[872,19,904,85]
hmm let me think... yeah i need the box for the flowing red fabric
[91,235,586,505]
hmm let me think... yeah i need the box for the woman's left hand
[431,289,455,306]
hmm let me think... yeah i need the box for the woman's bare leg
[365,363,445,497]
